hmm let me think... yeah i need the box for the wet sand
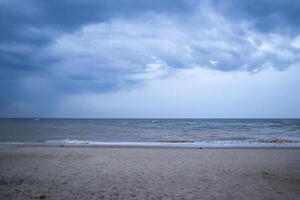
[0,146,299,200]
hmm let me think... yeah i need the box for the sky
[0,0,300,118]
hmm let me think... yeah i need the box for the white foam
[43,139,300,148]
[1,138,299,148]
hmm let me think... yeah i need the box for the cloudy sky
[1,0,300,118]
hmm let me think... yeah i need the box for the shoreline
[1,141,300,149]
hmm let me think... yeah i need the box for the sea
[0,118,300,148]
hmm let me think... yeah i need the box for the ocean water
[0,118,300,147]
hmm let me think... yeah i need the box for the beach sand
[0,146,299,200]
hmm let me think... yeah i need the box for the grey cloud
[214,0,300,35]
[0,0,197,43]
[1,0,300,116]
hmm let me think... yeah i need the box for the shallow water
[0,118,299,147]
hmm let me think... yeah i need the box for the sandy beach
[0,146,299,200]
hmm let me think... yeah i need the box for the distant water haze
[0,118,299,147]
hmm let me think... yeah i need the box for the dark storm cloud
[0,0,300,116]
[0,0,196,43]
[1,0,299,73]
[0,0,197,72]
[0,0,197,116]
[214,0,300,35]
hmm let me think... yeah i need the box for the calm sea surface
[0,118,300,147]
